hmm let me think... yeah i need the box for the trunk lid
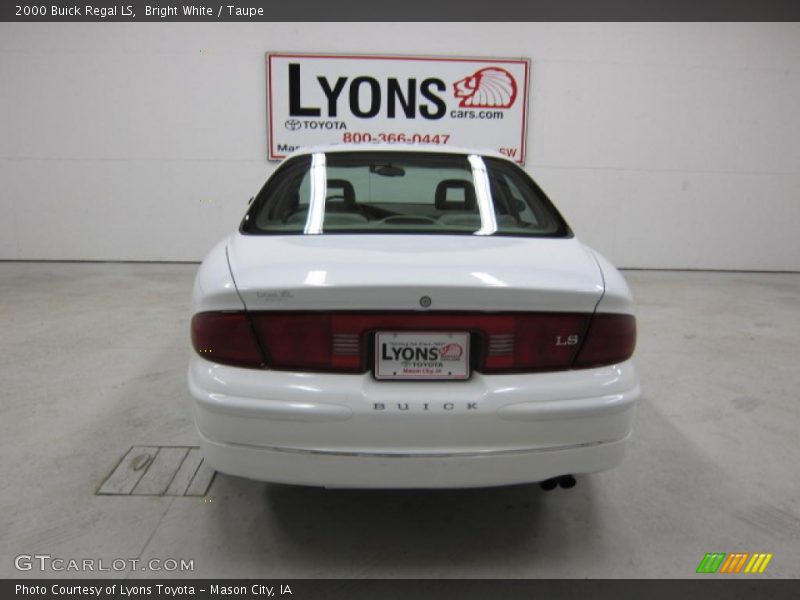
[227,234,604,313]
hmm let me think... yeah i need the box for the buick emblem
[284,119,301,131]
[419,296,432,308]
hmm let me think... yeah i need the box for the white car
[188,145,639,489]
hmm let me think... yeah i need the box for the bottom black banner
[3,579,800,600]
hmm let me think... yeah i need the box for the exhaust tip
[558,475,577,489]
[540,475,577,491]
[539,478,558,491]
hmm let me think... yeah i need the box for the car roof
[282,143,510,162]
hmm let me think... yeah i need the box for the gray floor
[1,263,798,578]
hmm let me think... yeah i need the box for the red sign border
[266,52,531,164]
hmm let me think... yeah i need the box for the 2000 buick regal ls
[188,145,640,489]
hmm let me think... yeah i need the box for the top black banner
[3,0,800,22]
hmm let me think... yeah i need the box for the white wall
[1,22,798,269]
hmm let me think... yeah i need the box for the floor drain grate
[97,446,215,496]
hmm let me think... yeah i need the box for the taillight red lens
[573,314,637,368]
[191,311,636,372]
[250,313,362,372]
[191,312,264,368]
[483,314,590,373]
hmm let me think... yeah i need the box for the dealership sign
[267,53,530,163]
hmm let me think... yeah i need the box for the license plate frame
[374,331,470,380]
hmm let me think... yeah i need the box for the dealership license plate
[374,332,470,380]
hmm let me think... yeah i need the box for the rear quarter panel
[589,249,636,314]
[191,235,245,313]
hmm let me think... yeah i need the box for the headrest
[435,179,477,211]
[326,179,356,210]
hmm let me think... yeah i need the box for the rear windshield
[241,151,570,237]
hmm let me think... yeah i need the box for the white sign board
[267,53,530,163]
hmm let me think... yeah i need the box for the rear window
[241,151,570,237]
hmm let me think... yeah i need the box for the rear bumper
[197,430,629,488]
[188,357,640,488]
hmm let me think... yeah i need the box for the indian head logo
[439,343,464,360]
[453,67,518,109]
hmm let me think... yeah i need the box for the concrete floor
[1,263,798,578]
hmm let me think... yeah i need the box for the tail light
[190,312,264,368]
[573,313,637,368]
[191,311,636,373]
[249,313,362,372]
[482,314,590,372]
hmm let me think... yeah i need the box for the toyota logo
[419,296,432,308]
[284,119,302,131]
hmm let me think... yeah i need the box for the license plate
[374,332,470,380]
